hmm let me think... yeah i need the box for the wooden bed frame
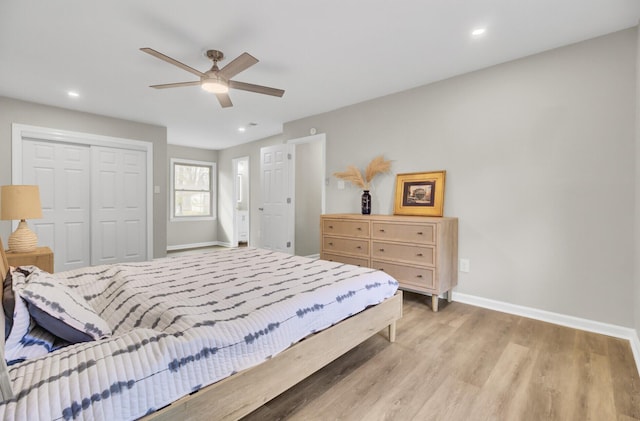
[0,238,403,420]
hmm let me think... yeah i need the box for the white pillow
[4,284,33,364]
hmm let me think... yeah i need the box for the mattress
[0,248,398,420]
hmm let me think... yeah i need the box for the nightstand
[5,247,54,273]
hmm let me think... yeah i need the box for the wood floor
[242,291,640,421]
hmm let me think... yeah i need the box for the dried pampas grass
[333,165,366,188]
[334,155,392,189]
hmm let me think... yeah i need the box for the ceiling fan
[140,48,285,108]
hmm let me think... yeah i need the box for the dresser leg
[431,295,439,312]
[447,290,453,303]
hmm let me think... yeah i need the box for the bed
[0,240,402,420]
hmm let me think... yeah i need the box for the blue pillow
[11,267,111,343]
[3,270,15,340]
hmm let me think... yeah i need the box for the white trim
[305,253,320,259]
[166,241,223,251]
[170,158,217,222]
[11,123,154,260]
[454,292,640,377]
[631,331,640,375]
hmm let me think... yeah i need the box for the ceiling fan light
[201,79,229,94]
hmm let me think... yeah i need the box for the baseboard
[305,253,320,259]
[631,331,640,376]
[454,292,640,377]
[166,241,223,251]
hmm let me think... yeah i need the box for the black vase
[361,190,371,215]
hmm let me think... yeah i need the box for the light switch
[459,258,470,273]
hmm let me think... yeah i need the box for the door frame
[287,133,326,257]
[11,123,154,260]
[287,133,326,215]
[231,156,250,247]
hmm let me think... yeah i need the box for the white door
[260,145,294,253]
[22,140,92,271]
[91,146,147,265]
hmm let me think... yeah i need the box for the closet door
[91,146,147,265]
[22,140,91,271]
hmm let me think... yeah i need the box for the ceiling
[1,1,639,150]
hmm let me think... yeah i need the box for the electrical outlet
[459,258,470,273]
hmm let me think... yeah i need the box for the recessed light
[471,28,486,37]
[67,91,80,98]
[238,127,246,132]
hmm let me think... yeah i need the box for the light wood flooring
[242,291,640,421]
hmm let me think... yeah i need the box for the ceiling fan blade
[229,80,285,97]
[218,53,258,79]
[150,81,201,89]
[215,93,233,108]
[140,48,205,78]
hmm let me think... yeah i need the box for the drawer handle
[328,242,334,246]
[417,275,423,278]
[328,225,334,229]
[356,227,362,231]
[356,246,362,249]
[379,229,385,233]
[379,248,385,252]
[417,253,423,257]
[417,232,423,235]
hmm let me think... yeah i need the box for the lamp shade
[0,185,43,220]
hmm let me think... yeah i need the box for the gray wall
[0,96,168,258]
[217,134,284,247]
[166,144,219,249]
[281,28,637,327]
[294,140,323,256]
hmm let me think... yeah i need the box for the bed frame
[0,239,403,420]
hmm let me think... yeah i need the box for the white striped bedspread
[1,248,399,420]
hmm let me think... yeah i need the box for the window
[170,158,216,220]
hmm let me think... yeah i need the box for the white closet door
[91,146,147,265]
[22,140,91,271]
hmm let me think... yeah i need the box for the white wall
[166,144,219,249]
[281,28,637,327]
[635,25,640,340]
[0,96,168,258]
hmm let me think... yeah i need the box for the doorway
[232,156,250,247]
[258,134,325,256]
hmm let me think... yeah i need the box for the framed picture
[393,171,446,216]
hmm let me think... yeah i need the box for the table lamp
[0,185,43,253]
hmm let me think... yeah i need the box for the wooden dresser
[321,214,458,311]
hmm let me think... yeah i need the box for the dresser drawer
[371,259,435,291]
[371,222,436,244]
[322,252,369,267]
[371,241,435,266]
[322,219,370,238]
[323,237,369,257]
